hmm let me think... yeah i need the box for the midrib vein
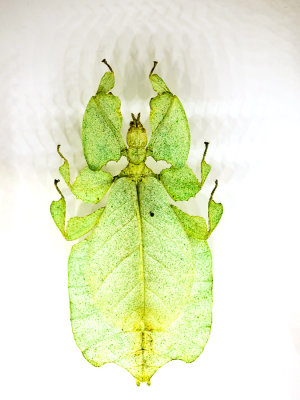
[135,184,145,321]
[93,96,125,149]
[133,181,147,379]
[153,95,175,136]
[93,96,117,133]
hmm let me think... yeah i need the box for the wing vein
[95,215,136,256]
[143,217,183,246]
[98,245,139,290]
[112,282,140,312]
[145,287,169,310]
[93,96,119,134]
[152,95,175,136]
[144,252,185,290]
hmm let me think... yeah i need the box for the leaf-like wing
[148,74,190,168]
[68,177,203,383]
[147,236,212,367]
[160,164,201,201]
[82,70,126,170]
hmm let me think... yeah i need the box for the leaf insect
[50,59,223,385]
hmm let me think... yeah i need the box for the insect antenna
[101,58,113,72]
[149,61,158,76]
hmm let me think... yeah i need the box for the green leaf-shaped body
[68,177,212,382]
[50,61,222,384]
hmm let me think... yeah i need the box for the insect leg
[56,145,113,204]
[171,179,222,239]
[50,179,103,241]
[207,180,223,237]
[199,142,211,188]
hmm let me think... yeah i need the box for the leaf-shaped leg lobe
[68,177,212,382]
[50,180,104,240]
[56,146,113,204]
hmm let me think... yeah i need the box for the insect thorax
[127,113,147,164]
[120,114,155,182]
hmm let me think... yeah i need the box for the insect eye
[149,211,154,217]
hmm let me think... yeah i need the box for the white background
[1,0,299,398]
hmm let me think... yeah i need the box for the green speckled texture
[160,165,201,201]
[148,93,190,168]
[50,61,223,385]
[82,68,126,170]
